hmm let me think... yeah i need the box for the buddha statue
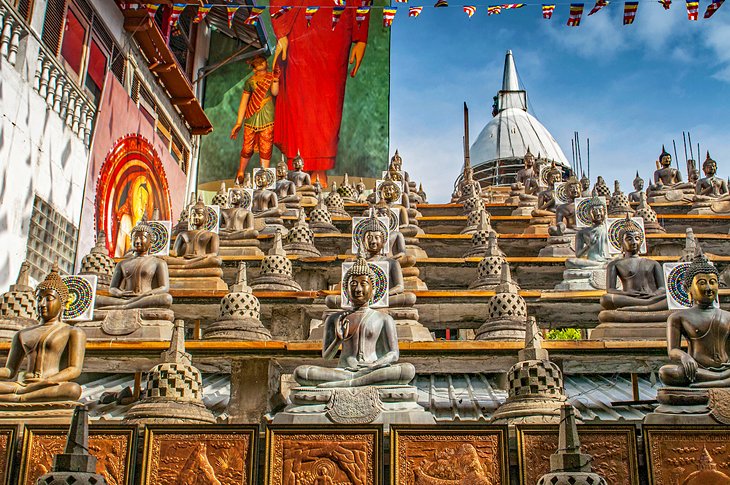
[593,176,611,198]
[593,221,671,340]
[647,145,695,203]
[389,149,412,188]
[164,197,226,291]
[689,152,730,214]
[356,178,369,203]
[0,262,38,339]
[172,192,197,238]
[252,168,286,235]
[377,177,422,238]
[219,185,263,256]
[276,254,433,425]
[308,193,340,234]
[508,149,539,207]
[580,172,591,197]
[525,163,562,234]
[337,173,359,204]
[635,191,665,234]
[628,171,644,203]
[0,264,84,412]
[79,231,115,290]
[83,218,174,341]
[540,177,581,257]
[648,254,730,424]
[274,159,302,213]
[607,180,634,216]
[325,182,350,218]
[555,195,611,290]
[287,151,318,205]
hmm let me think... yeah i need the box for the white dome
[471,107,570,168]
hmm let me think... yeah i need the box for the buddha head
[524,148,535,168]
[580,172,590,191]
[379,180,400,204]
[293,152,304,171]
[36,263,69,323]
[190,198,207,230]
[344,255,375,308]
[130,217,153,255]
[356,178,366,194]
[565,176,581,200]
[546,163,562,186]
[388,169,403,184]
[587,193,606,225]
[703,152,717,177]
[659,145,672,168]
[254,169,271,189]
[276,160,288,180]
[390,150,403,171]
[360,214,387,256]
[685,254,719,305]
[619,218,643,256]
[633,171,644,191]
[229,187,243,208]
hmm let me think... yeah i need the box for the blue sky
[388,2,730,202]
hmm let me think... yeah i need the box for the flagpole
[586,137,590,180]
[672,140,680,173]
[463,102,472,180]
[682,132,688,164]
[576,134,583,179]
[688,132,694,161]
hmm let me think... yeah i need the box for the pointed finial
[613,180,621,193]
[518,316,549,361]
[477,210,491,232]
[218,182,226,194]
[297,208,307,226]
[269,229,286,257]
[162,319,191,365]
[553,404,588,467]
[698,447,718,471]
[10,261,33,293]
[188,192,196,206]
[485,231,501,256]
[231,262,251,293]
[45,405,100,475]
[496,261,520,294]
[343,173,350,186]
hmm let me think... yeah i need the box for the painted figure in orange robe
[270,0,369,186]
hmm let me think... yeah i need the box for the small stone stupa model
[475,262,526,341]
[204,262,271,341]
[35,406,108,485]
[461,204,489,235]
[284,208,321,258]
[635,191,665,234]
[607,180,634,216]
[535,404,607,485]
[124,320,215,424]
[172,192,196,237]
[0,261,38,339]
[250,230,302,292]
[308,193,340,234]
[469,233,508,291]
[463,211,498,258]
[337,173,359,203]
[211,181,228,206]
[79,231,115,290]
[325,182,351,218]
[491,317,568,424]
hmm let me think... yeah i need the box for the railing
[0,0,97,147]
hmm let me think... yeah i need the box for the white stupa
[469,50,570,186]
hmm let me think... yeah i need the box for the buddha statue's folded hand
[681,354,699,382]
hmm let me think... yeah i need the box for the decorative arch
[95,134,172,257]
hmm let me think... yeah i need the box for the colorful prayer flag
[356,6,370,27]
[487,5,502,14]
[623,1,638,23]
[244,6,266,25]
[305,6,320,26]
[588,0,608,15]
[145,4,161,18]
[226,6,240,27]
[383,7,397,26]
[704,0,724,17]
[501,3,524,8]
[434,0,449,7]
[567,3,584,25]
[395,0,409,3]
[271,6,292,18]
[409,6,423,16]
[194,4,212,23]
[463,5,477,16]
[169,4,186,27]
[686,0,699,18]
[332,5,346,29]
[658,0,671,8]
[334,0,345,5]
[542,3,555,17]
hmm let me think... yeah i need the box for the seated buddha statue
[549,176,582,236]
[628,171,644,203]
[593,220,670,339]
[356,178,368,203]
[287,152,318,204]
[690,153,730,214]
[252,168,286,234]
[647,146,695,202]
[580,172,591,197]
[532,163,562,218]
[219,185,259,241]
[0,264,85,405]
[389,149,412,187]
[295,254,416,388]
[274,159,302,208]
[377,178,421,238]
[165,198,223,271]
[509,149,540,208]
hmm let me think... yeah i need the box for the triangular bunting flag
[395,0,409,3]
[145,4,161,18]
[658,0,671,8]
[169,3,186,27]
[623,1,638,23]
[502,3,524,8]
[487,5,502,14]
[463,5,477,16]
[588,0,608,15]
[305,6,320,26]
[686,0,699,18]
[567,3,584,25]
[271,6,292,18]
[434,0,449,7]
[356,6,371,27]
[194,4,212,23]
[409,6,423,16]
[244,6,266,25]
[542,3,555,17]
[383,7,397,26]
[332,5,346,29]
[334,0,345,5]
[226,6,240,28]
[704,0,724,17]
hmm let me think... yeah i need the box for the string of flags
[133,1,726,30]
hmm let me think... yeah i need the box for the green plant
[546,328,582,340]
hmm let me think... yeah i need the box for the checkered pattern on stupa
[594,184,611,198]
[211,193,228,207]
[463,195,484,214]
[461,182,479,200]
[260,254,293,277]
[219,291,260,320]
[0,291,37,319]
[477,255,505,279]
[145,362,203,400]
[487,291,527,319]
[537,472,607,485]
[636,204,658,223]
[80,252,115,286]
[467,209,489,228]
[309,208,333,225]
[287,224,314,244]
[326,192,345,212]
[608,193,633,215]
[471,229,491,247]
[508,359,564,399]
[338,185,357,201]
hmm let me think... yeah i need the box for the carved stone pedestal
[77,308,174,341]
[124,399,215,425]
[554,267,606,291]
[0,401,78,424]
[538,235,575,257]
[219,240,264,257]
[524,216,554,235]
[254,218,288,236]
[168,275,228,292]
[591,310,672,340]
[273,385,435,427]
[645,387,726,425]
[647,189,693,205]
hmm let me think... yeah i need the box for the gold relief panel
[141,425,258,485]
[390,425,509,485]
[516,424,639,485]
[18,424,136,485]
[644,425,730,485]
[265,425,383,485]
[0,426,16,485]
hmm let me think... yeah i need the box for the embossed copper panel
[0,426,16,485]
[644,425,730,485]
[390,425,509,485]
[19,425,136,485]
[516,424,639,485]
[265,425,382,485]
[141,425,258,485]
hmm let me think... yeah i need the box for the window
[60,7,86,75]
[84,38,108,101]
[12,0,34,22]
[25,196,79,282]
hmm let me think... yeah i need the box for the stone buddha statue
[628,171,644,203]
[356,178,369,203]
[377,177,422,237]
[164,198,226,291]
[526,163,562,234]
[219,185,262,256]
[275,159,302,212]
[0,264,84,408]
[172,192,197,238]
[548,176,582,235]
[607,180,634,216]
[647,146,695,202]
[252,168,287,235]
[580,172,591,197]
[85,218,174,340]
[689,153,730,214]
[555,195,611,290]
[508,148,539,208]
[648,254,730,424]
[593,221,670,340]
[287,152,318,204]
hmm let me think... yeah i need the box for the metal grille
[41,0,66,56]
[25,195,78,282]
[14,0,34,22]
[111,45,126,84]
